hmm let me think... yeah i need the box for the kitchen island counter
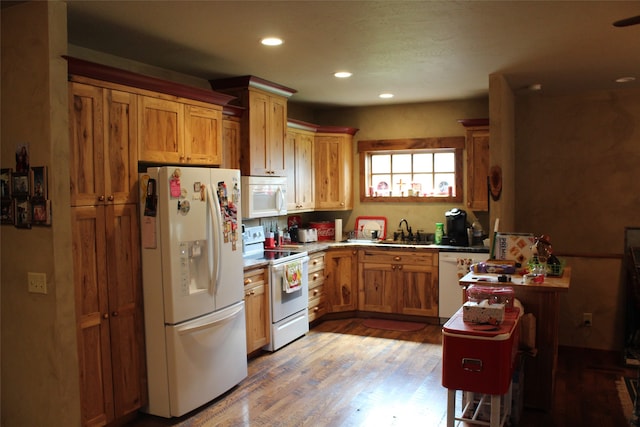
[459,268,571,412]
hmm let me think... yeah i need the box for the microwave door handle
[276,186,284,212]
[206,185,222,295]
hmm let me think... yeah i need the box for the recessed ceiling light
[528,83,542,91]
[334,71,352,78]
[379,93,394,99]
[616,76,636,83]
[261,37,283,46]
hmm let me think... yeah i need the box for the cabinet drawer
[308,269,325,290]
[308,283,325,301]
[308,253,325,273]
[308,298,328,323]
[360,249,436,266]
[244,268,267,287]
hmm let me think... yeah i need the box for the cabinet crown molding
[210,75,297,98]
[64,56,236,107]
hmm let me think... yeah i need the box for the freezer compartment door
[164,302,248,417]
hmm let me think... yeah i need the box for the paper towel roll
[335,219,342,242]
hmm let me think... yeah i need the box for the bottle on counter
[435,222,444,244]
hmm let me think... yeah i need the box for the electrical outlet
[583,312,592,327]
[28,272,47,294]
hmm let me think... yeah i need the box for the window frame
[358,137,465,203]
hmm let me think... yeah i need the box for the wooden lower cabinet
[358,249,439,316]
[307,252,327,322]
[325,248,358,312]
[72,203,146,426]
[244,267,270,353]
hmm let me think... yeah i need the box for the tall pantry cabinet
[69,80,146,426]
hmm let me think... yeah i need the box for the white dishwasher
[438,251,489,321]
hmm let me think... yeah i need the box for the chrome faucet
[398,219,413,241]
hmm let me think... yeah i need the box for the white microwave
[241,176,287,219]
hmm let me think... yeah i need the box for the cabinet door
[267,95,287,176]
[244,268,270,353]
[397,264,439,317]
[104,89,138,204]
[325,249,358,312]
[69,82,105,207]
[72,205,113,426]
[105,204,146,418]
[359,263,395,313]
[314,134,353,210]
[184,103,223,165]
[138,96,184,163]
[247,90,270,175]
[285,129,315,212]
[222,117,241,169]
[466,126,490,211]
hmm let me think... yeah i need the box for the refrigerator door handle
[206,185,223,295]
[176,304,244,335]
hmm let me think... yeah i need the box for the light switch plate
[28,272,47,294]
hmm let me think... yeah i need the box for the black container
[445,208,468,246]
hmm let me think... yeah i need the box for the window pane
[411,174,431,196]
[413,153,432,172]
[434,152,455,172]
[373,175,391,196]
[392,154,412,173]
[392,174,412,196]
[435,173,455,195]
[371,154,391,173]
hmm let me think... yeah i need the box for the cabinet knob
[111,311,118,317]
[103,313,109,319]
[313,273,319,280]
[397,265,403,271]
[313,289,319,295]
[394,256,401,261]
[98,195,105,202]
[108,195,114,201]
[244,278,252,285]
[313,307,319,312]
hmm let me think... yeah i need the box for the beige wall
[312,99,490,236]
[514,87,640,350]
[1,2,80,425]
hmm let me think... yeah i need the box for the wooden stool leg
[447,389,456,427]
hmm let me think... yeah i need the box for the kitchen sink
[376,240,435,246]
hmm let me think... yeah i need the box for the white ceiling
[66,1,640,108]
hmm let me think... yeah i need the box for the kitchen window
[358,137,464,203]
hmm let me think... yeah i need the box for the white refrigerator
[139,166,247,418]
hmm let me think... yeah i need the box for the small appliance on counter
[297,228,318,243]
[444,208,468,246]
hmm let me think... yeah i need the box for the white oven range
[243,226,310,351]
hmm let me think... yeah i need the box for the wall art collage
[1,144,51,228]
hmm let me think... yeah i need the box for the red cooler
[442,307,520,395]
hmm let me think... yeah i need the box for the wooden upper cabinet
[209,76,296,176]
[314,132,355,211]
[138,96,223,165]
[184,103,223,165]
[460,119,490,211]
[69,82,138,207]
[138,96,183,163]
[222,116,241,170]
[285,126,315,212]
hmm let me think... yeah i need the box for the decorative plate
[355,216,387,240]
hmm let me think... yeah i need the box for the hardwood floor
[125,317,634,427]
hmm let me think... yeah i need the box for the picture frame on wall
[12,172,29,197]
[30,166,47,199]
[32,199,51,226]
[0,168,11,198]
[1,198,14,225]
[14,198,31,228]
